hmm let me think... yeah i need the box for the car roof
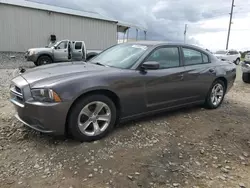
[126,41,208,53]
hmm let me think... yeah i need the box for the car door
[142,46,188,110]
[72,41,84,61]
[53,40,70,62]
[181,47,216,101]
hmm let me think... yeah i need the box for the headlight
[29,50,36,56]
[31,89,61,102]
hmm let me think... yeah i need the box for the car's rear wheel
[37,55,52,66]
[68,95,117,142]
[242,73,250,83]
[205,80,225,109]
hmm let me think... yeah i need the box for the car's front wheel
[68,95,117,142]
[205,80,226,109]
[242,73,250,83]
[37,55,52,66]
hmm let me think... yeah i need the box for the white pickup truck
[25,40,101,66]
[214,50,241,65]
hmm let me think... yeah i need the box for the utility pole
[226,0,235,50]
[184,24,188,43]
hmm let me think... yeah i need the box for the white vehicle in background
[214,50,241,65]
[245,52,250,62]
[241,52,250,83]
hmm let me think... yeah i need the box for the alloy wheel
[77,101,111,136]
[210,83,224,106]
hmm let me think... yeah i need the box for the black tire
[34,61,38,66]
[37,55,52,66]
[242,73,250,83]
[68,95,117,142]
[205,80,226,109]
[235,58,240,65]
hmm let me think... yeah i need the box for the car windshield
[90,43,149,69]
[215,50,227,54]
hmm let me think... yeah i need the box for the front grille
[15,86,22,94]
[10,85,24,106]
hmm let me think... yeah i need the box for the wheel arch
[215,77,228,91]
[65,89,121,134]
[37,53,54,63]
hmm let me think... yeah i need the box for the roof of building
[117,21,147,32]
[0,0,117,22]
[0,0,147,31]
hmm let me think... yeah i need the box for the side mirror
[141,61,160,70]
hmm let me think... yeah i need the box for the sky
[30,0,250,52]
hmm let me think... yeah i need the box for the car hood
[20,62,113,87]
[28,47,53,53]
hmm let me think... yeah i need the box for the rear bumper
[11,100,71,135]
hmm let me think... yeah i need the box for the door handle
[178,74,184,80]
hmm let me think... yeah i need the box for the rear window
[215,50,227,54]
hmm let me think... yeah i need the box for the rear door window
[202,53,209,63]
[75,42,82,50]
[183,48,203,65]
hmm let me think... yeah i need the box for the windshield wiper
[91,62,108,67]
[95,62,105,66]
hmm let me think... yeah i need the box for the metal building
[0,0,146,52]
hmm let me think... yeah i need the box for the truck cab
[25,40,100,66]
[53,40,86,62]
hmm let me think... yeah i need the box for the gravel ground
[0,52,250,188]
[0,52,34,69]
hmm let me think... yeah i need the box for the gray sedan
[10,41,236,141]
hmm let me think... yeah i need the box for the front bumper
[11,99,70,135]
[10,76,70,135]
[25,53,38,62]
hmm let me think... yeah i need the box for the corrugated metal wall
[0,4,117,52]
